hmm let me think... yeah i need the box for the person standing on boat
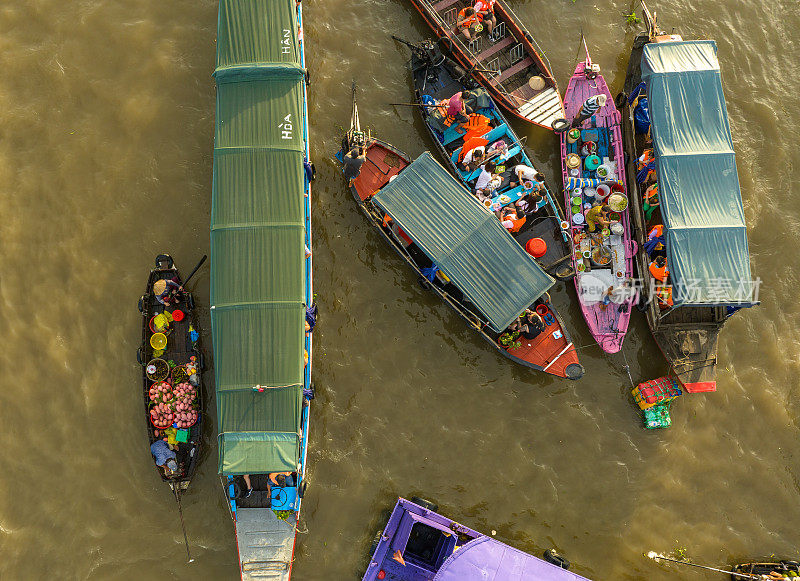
[571,94,607,128]
[456,7,480,41]
[343,146,368,184]
[150,439,180,478]
[153,278,183,306]
[473,0,496,38]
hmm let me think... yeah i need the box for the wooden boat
[138,254,204,491]
[363,497,591,580]
[212,1,314,579]
[619,2,757,391]
[732,560,800,580]
[557,44,635,354]
[407,43,574,282]
[406,0,564,129]
[339,89,584,380]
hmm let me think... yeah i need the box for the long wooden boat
[211,1,314,579]
[406,0,564,129]
[557,45,635,354]
[363,497,590,580]
[407,43,574,282]
[619,1,757,392]
[138,254,204,491]
[732,560,800,580]
[339,90,584,380]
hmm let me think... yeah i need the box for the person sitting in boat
[571,93,607,128]
[648,255,669,283]
[473,0,497,37]
[461,144,487,171]
[643,181,659,220]
[474,161,503,201]
[343,145,368,184]
[449,91,472,117]
[456,7,481,40]
[153,278,183,306]
[510,309,545,339]
[497,206,526,233]
[151,439,180,479]
[510,164,544,188]
[644,224,665,257]
[585,203,611,233]
[515,189,544,215]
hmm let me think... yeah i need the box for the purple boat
[557,44,636,354]
[363,498,591,581]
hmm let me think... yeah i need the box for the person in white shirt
[461,145,486,171]
[474,161,502,201]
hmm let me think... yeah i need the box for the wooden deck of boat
[505,306,579,378]
[352,142,408,202]
[409,0,564,126]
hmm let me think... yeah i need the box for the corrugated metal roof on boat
[372,153,554,332]
[211,0,306,475]
[642,41,755,306]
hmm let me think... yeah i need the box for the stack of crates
[632,376,683,430]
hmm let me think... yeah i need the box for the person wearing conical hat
[153,278,183,306]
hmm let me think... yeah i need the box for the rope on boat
[620,347,636,390]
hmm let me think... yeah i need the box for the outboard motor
[421,39,445,68]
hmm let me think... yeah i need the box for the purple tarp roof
[433,537,590,581]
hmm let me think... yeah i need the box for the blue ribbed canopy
[642,41,754,305]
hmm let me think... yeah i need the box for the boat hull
[139,254,204,490]
[339,141,583,380]
[559,59,634,354]
[620,33,724,391]
[407,0,564,128]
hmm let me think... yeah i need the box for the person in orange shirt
[456,7,480,40]
[648,255,669,282]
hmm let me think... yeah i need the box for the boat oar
[182,255,207,287]
[173,485,194,563]
[647,552,759,579]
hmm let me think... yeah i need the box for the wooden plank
[489,56,533,85]
[475,35,514,62]
[433,0,462,12]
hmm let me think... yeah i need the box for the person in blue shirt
[150,439,179,478]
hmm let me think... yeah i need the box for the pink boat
[557,44,636,354]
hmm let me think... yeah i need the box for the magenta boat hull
[559,52,635,354]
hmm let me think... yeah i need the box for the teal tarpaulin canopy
[642,41,754,305]
[211,0,306,475]
[372,152,554,332]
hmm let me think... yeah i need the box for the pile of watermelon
[149,380,199,429]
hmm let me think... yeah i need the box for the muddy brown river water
[0,0,798,579]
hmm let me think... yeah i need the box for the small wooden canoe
[732,561,800,580]
[407,0,564,129]
[138,254,204,491]
[408,45,573,281]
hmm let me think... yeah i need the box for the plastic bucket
[150,332,167,350]
[596,184,612,200]
[171,309,185,322]
[535,304,550,316]
[584,155,601,171]
[525,238,548,258]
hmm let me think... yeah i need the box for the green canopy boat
[211,0,313,578]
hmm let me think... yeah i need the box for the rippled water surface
[0,0,798,579]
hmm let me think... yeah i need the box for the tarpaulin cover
[211,0,306,475]
[216,0,300,73]
[642,41,753,305]
[372,152,554,332]
[433,537,590,581]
